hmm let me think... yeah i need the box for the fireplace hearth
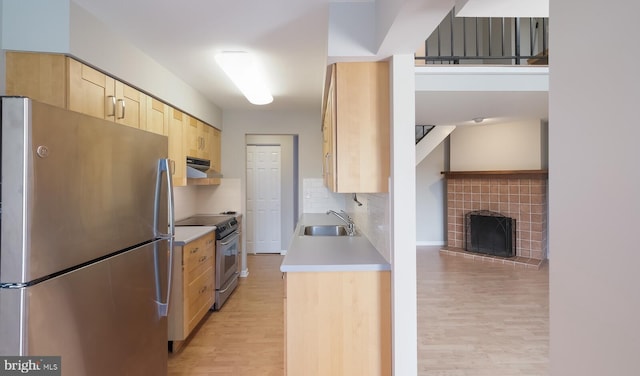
[465,210,516,257]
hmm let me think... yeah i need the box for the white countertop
[280,213,391,272]
[174,226,216,245]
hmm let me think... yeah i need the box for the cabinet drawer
[185,267,215,332]
[183,233,215,279]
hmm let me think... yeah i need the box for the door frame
[245,134,298,254]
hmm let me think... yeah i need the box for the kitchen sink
[301,225,349,236]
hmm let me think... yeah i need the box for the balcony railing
[415,9,549,65]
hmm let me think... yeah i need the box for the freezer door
[0,240,170,376]
[1,98,168,284]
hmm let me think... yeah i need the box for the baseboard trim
[416,241,446,246]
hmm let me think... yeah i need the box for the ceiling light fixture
[473,117,485,123]
[215,51,273,105]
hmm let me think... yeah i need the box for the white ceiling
[70,0,548,125]
[71,0,331,112]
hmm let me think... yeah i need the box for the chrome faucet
[326,210,356,236]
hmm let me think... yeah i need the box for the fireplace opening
[465,210,516,257]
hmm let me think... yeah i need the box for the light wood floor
[168,254,285,376]
[168,249,549,375]
[417,246,549,376]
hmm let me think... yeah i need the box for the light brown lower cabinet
[284,271,391,376]
[169,232,215,351]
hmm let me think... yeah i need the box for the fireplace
[465,210,516,257]
[441,170,548,269]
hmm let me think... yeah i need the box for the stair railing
[415,9,548,65]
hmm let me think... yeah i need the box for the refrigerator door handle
[153,158,175,316]
[154,158,175,239]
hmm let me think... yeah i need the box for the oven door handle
[219,231,240,246]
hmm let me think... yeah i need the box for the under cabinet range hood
[186,156,223,179]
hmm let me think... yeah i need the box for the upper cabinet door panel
[68,58,116,120]
[146,97,169,136]
[114,81,146,129]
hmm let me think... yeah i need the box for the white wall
[416,141,446,245]
[1,0,69,53]
[0,0,222,127]
[389,54,417,376]
[549,1,640,375]
[221,109,321,247]
[450,119,546,170]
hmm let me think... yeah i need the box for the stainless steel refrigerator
[0,97,175,375]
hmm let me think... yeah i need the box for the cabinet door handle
[190,247,199,254]
[199,256,207,263]
[117,99,126,120]
[107,96,116,117]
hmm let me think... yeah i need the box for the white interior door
[246,145,282,253]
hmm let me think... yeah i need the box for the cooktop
[175,214,235,226]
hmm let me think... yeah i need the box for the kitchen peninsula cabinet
[169,229,216,350]
[322,61,390,193]
[281,214,392,376]
[284,271,391,376]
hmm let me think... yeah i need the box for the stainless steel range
[175,214,240,310]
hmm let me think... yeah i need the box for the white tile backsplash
[301,178,390,262]
[348,193,390,262]
[302,178,345,213]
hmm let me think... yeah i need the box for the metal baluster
[530,18,534,56]
[475,18,479,57]
[542,18,547,56]
[501,17,505,57]
[450,11,455,63]
[463,17,467,57]
[515,18,521,65]
[488,17,493,57]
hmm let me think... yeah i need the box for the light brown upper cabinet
[184,115,220,165]
[5,52,67,109]
[184,114,201,159]
[69,59,147,129]
[199,120,212,162]
[211,127,222,172]
[145,97,169,136]
[7,51,147,129]
[169,108,187,187]
[6,51,221,185]
[322,62,390,193]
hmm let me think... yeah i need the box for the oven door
[216,231,240,288]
